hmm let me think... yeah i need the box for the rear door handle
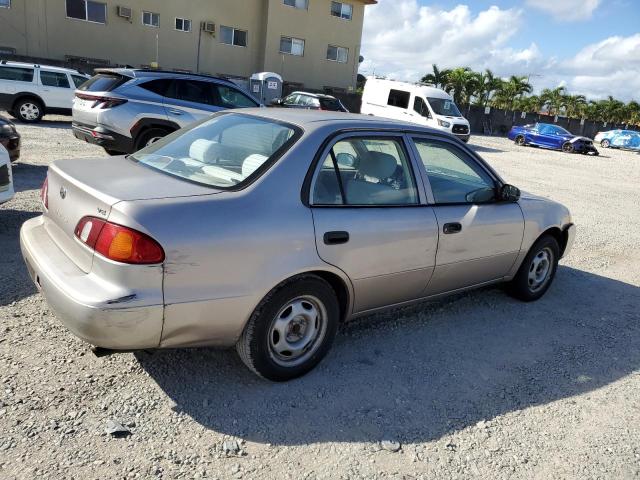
[168,109,183,115]
[323,231,349,245]
[443,222,462,234]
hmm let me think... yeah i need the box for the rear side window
[0,67,34,82]
[387,89,410,109]
[40,71,71,88]
[139,79,172,96]
[78,74,128,92]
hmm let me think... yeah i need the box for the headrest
[358,151,397,179]
[189,139,222,164]
[242,154,268,178]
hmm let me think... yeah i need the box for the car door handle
[443,222,462,234]
[168,109,183,115]
[323,231,349,245]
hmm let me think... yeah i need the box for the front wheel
[562,142,574,153]
[236,275,340,381]
[515,135,526,146]
[506,235,560,302]
[134,128,170,152]
[600,139,610,148]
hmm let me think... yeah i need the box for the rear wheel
[601,139,610,148]
[134,128,171,152]
[506,235,560,302]
[515,135,526,146]
[236,275,340,381]
[103,148,121,156]
[561,142,574,153]
[14,98,44,123]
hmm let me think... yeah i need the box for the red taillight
[75,93,127,109]
[74,216,165,264]
[40,177,48,210]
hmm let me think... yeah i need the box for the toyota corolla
[21,110,575,381]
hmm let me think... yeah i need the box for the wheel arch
[12,93,46,111]
[537,226,570,258]
[130,118,180,142]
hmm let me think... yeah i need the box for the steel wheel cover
[528,247,553,292]
[19,103,40,121]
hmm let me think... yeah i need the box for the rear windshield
[319,98,344,111]
[131,113,300,189]
[427,97,462,117]
[78,74,129,92]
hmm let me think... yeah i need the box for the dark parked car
[272,92,349,112]
[0,115,20,162]
[508,123,598,155]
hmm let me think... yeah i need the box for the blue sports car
[508,123,599,155]
[594,129,640,150]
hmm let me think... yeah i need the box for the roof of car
[94,68,235,84]
[289,91,339,100]
[0,60,87,75]
[234,108,440,133]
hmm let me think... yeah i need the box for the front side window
[413,97,431,118]
[426,97,461,117]
[313,137,418,206]
[175,18,192,32]
[326,45,348,63]
[283,0,308,9]
[215,85,259,108]
[331,1,353,20]
[280,36,305,56]
[167,79,214,105]
[40,71,71,88]
[71,74,88,88]
[220,26,248,47]
[0,67,34,82]
[132,113,298,189]
[142,11,160,27]
[387,89,410,109]
[66,0,106,24]
[413,139,496,204]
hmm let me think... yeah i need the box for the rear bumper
[0,136,20,162]
[72,123,134,154]
[20,216,163,349]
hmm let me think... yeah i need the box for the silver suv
[72,69,261,155]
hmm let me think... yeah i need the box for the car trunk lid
[44,156,217,273]
[72,71,132,127]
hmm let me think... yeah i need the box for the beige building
[0,0,376,90]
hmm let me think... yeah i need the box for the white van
[361,77,471,142]
[0,61,90,123]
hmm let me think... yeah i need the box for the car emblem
[59,186,67,199]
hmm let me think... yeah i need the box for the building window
[283,0,308,9]
[280,36,305,56]
[327,45,348,63]
[0,0,10,9]
[220,26,248,47]
[175,18,192,32]
[331,2,353,20]
[66,0,107,24]
[142,11,160,28]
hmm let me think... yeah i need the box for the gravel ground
[1,115,639,480]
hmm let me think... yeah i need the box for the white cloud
[360,1,640,101]
[525,0,601,22]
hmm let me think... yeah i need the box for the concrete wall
[0,0,369,90]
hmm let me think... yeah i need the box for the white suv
[0,61,90,123]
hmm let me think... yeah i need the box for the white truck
[361,77,471,143]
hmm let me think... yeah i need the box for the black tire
[14,98,44,123]
[561,142,574,153]
[134,127,171,152]
[600,139,610,148]
[506,235,560,302]
[515,135,526,146]
[103,148,122,156]
[236,275,340,382]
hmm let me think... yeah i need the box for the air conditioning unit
[201,21,215,34]
[117,6,132,20]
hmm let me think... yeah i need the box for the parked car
[508,123,599,155]
[21,109,575,381]
[0,144,14,205]
[361,77,471,142]
[594,129,640,150]
[72,69,262,155]
[272,92,349,112]
[0,60,90,123]
[0,115,20,162]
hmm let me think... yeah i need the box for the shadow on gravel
[0,209,40,305]
[138,266,640,446]
[21,118,72,129]
[11,163,48,193]
[469,144,505,153]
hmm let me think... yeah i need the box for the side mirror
[500,184,521,202]
[335,152,356,168]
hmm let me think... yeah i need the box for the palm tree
[563,94,587,118]
[492,76,533,110]
[443,67,474,105]
[421,64,451,89]
[626,101,640,126]
[541,87,567,116]
[474,69,501,107]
